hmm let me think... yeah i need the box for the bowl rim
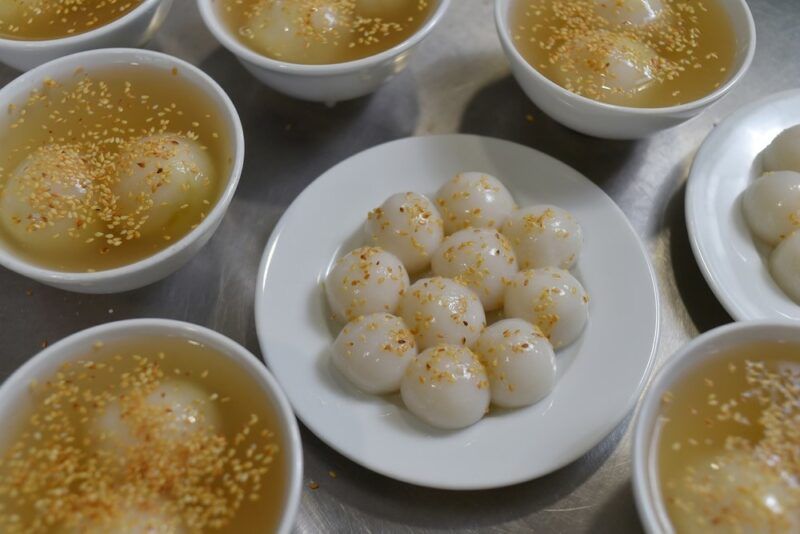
[0,318,304,534]
[631,320,800,534]
[0,47,245,286]
[0,0,166,48]
[197,0,451,76]
[493,0,757,116]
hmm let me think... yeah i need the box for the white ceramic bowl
[198,0,451,103]
[0,48,244,294]
[0,0,174,71]
[494,0,756,139]
[0,318,303,534]
[632,320,800,533]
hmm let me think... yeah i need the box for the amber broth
[655,342,800,532]
[0,65,232,272]
[510,0,738,107]
[218,0,436,65]
[0,335,289,533]
[0,0,144,40]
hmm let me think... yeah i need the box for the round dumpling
[762,125,800,173]
[398,277,486,350]
[770,230,800,303]
[400,344,490,430]
[501,205,583,270]
[742,171,800,245]
[0,144,99,252]
[325,246,409,322]
[667,450,800,534]
[593,0,664,26]
[91,379,221,451]
[434,172,515,234]
[114,133,214,237]
[555,31,659,105]
[430,228,518,311]
[365,192,445,273]
[332,313,417,394]
[474,319,557,408]
[504,268,589,349]
[60,500,186,534]
[245,0,351,64]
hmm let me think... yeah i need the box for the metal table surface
[0,0,798,532]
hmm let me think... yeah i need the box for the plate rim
[255,133,661,490]
[685,88,800,322]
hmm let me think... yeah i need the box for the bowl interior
[0,48,243,282]
[634,321,800,532]
[0,319,302,534]
[0,0,164,47]
[495,0,755,113]
[199,0,450,73]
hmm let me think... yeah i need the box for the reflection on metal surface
[0,0,797,532]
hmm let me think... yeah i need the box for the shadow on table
[458,75,643,193]
[586,482,645,534]
[299,413,632,529]
[664,179,732,333]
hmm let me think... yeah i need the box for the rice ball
[504,268,589,349]
[554,31,659,105]
[762,124,800,174]
[474,319,557,408]
[501,205,583,270]
[244,0,351,64]
[61,499,187,534]
[770,230,800,304]
[430,227,518,311]
[668,450,800,534]
[434,172,515,234]
[114,133,214,237]
[332,313,417,394]
[400,344,490,430]
[0,144,99,252]
[325,246,410,322]
[593,0,664,27]
[91,379,221,452]
[742,171,800,245]
[365,192,445,273]
[399,277,486,350]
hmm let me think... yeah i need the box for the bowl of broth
[0,318,303,533]
[633,321,800,533]
[494,0,756,139]
[198,0,451,103]
[0,0,174,71]
[0,47,244,293]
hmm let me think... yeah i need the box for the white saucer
[255,135,659,490]
[687,89,800,321]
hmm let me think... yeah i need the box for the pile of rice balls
[325,172,590,430]
[743,125,800,303]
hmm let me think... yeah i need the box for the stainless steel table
[1,0,798,532]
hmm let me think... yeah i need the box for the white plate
[255,135,660,490]
[687,89,800,321]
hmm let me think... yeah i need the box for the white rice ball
[400,344,490,429]
[325,246,409,322]
[332,313,417,394]
[398,277,486,350]
[474,319,557,408]
[431,227,518,311]
[504,268,589,349]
